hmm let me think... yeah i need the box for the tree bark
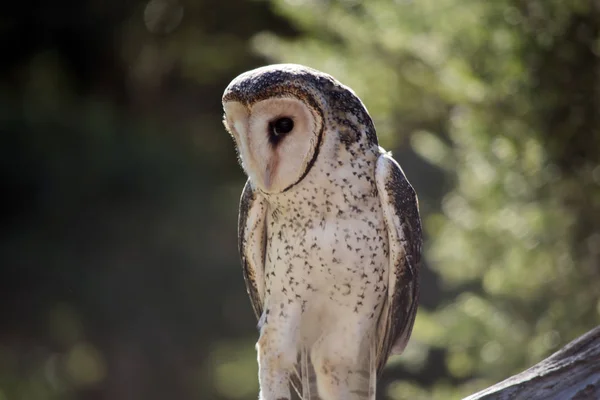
[464,326,600,400]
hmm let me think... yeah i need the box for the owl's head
[222,64,376,194]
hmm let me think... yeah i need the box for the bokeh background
[1,0,599,399]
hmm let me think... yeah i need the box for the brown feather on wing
[238,179,268,321]
[375,153,423,376]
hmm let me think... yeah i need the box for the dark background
[1,1,598,399]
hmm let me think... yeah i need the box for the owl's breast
[264,191,389,304]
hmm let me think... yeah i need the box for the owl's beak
[263,162,273,192]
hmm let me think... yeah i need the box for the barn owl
[222,64,422,400]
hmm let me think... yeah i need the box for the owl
[222,64,422,400]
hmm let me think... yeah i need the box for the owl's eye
[270,117,294,137]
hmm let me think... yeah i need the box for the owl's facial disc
[223,96,322,194]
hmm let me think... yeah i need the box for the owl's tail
[290,346,320,400]
[289,341,377,400]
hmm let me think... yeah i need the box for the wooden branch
[464,326,600,400]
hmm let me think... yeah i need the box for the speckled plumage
[223,64,422,400]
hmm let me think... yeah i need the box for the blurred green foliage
[0,0,598,399]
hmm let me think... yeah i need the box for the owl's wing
[374,152,423,375]
[238,178,268,321]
